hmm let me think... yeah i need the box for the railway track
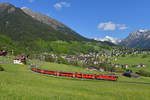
[117,81,150,85]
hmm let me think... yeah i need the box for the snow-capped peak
[138,29,148,33]
[94,36,121,44]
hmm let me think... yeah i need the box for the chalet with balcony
[14,54,29,65]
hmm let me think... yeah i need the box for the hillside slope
[0,3,87,42]
[21,7,87,41]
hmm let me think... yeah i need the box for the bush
[113,68,126,73]
[130,54,138,57]
[70,60,80,67]
[45,55,56,62]
[138,70,150,77]
[98,62,111,72]
[142,54,148,58]
[121,55,126,57]
[57,57,69,65]
[0,65,4,71]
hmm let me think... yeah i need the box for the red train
[31,67,118,81]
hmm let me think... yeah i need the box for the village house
[99,68,104,72]
[112,58,120,61]
[93,61,99,65]
[0,50,7,56]
[122,64,129,69]
[114,64,121,68]
[61,55,66,59]
[141,64,146,67]
[51,54,58,59]
[136,64,141,68]
[86,66,97,71]
[40,54,46,60]
[13,54,29,65]
[136,64,146,68]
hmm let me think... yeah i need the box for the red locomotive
[31,67,118,81]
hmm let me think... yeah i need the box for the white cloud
[98,22,128,31]
[117,24,128,30]
[54,2,70,10]
[98,22,116,31]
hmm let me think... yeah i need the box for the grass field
[1,60,150,100]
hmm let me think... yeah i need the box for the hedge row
[0,65,4,71]
[138,70,150,77]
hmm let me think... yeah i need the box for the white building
[13,54,28,65]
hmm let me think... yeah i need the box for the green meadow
[113,54,150,72]
[0,60,150,100]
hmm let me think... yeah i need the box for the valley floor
[0,63,150,100]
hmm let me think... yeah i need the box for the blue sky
[0,0,150,39]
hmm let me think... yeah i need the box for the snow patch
[21,7,28,9]
[94,36,121,44]
[139,29,148,33]
[147,35,150,38]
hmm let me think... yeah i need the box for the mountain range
[120,29,150,48]
[94,29,150,48]
[1,3,150,49]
